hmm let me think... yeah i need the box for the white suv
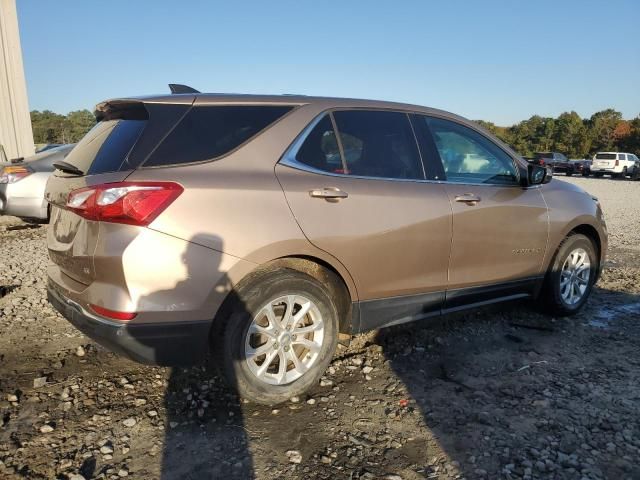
[591,152,639,179]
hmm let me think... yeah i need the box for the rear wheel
[594,172,604,178]
[215,268,339,405]
[541,234,598,316]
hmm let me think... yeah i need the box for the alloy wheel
[560,248,591,305]
[244,295,325,385]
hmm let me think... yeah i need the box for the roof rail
[168,84,200,94]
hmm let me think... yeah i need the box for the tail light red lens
[66,181,183,226]
[90,304,137,321]
[0,165,33,184]
[615,160,619,166]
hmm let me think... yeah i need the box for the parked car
[591,152,639,179]
[36,143,64,153]
[569,158,592,176]
[0,144,75,221]
[45,89,607,404]
[532,152,579,176]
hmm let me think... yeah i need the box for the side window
[423,116,519,185]
[618,153,626,160]
[145,105,293,167]
[295,115,344,173]
[332,110,424,180]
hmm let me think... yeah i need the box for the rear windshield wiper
[53,161,84,176]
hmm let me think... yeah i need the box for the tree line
[30,109,95,145]
[30,107,639,158]
[476,109,640,158]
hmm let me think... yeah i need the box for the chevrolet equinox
[45,87,607,404]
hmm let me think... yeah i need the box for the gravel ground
[1,176,639,480]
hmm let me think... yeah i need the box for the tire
[215,268,339,405]
[594,172,603,178]
[632,167,640,181]
[582,170,589,177]
[541,234,598,317]
[566,170,573,177]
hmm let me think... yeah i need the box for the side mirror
[528,164,552,185]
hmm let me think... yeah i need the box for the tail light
[66,181,183,226]
[90,304,137,321]
[0,165,33,184]
[615,160,619,166]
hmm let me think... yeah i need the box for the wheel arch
[212,255,357,337]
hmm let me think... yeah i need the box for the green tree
[66,110,95,142]
[554,111,589,157]
[588,109,622,152]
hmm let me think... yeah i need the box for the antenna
[168,84,200,94]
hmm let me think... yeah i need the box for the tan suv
[45,88,607,404]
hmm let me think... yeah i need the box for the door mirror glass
[529,164,552,185]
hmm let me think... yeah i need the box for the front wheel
[215,268,339,405]
[541,234,598,316]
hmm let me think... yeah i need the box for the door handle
[309,187,349,200]
[454,193,481,205]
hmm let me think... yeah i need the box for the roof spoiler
[169,84,200,94]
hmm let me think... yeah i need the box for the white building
[0,0,34,161]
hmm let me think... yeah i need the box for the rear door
[45,100,192,285]
[276,110,452,330]
[414,115,548,309]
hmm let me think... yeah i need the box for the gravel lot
[1,176,639,480]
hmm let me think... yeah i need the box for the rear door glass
[144,105,293,167]
[332,110,424,180]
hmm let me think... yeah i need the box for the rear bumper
[47,281,211,366]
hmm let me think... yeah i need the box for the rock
[134,398,147,406]
[383,475,403,480]
[285,450,302,464]
[40,424,54,433]
[320,455,332,464]
[122,418,136,427]
[68,475,86,480]
[290,396,300,403]
[117,469,129,477]
[306,398,316,405]
[33,376,47,388]
[7,394,18,402]
[75,346,86,357]
[100,443,114,455]
[320,378,333,387]
[147,410,158,417]
[362,366,374,374]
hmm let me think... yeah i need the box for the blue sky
[17,0,640,125]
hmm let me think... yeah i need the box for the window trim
[280,108,531,188]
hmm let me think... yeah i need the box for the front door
[415,115,548,308]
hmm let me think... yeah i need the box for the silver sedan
[0,144,74,221]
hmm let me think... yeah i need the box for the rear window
[65,120,146,175]
[595,153,617,160]
[144,105,293,167]
[534,152,553,159]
